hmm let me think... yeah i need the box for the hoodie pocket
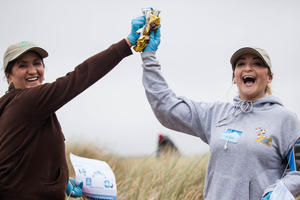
[204,171,250,200]
[43,167,63,185]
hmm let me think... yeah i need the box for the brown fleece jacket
[0,39,132,199]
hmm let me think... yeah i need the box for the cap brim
[230,47,268,70]
[19,47,48,59]
[4,42,49,72]
[9,47,48,65]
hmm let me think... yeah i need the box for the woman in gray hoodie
[139,20,300,199]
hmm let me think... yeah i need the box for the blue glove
[128,16,146,45]
[261,192,272,200]
[143,25,161,52]
[66,177,83,197]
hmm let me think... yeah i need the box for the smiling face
[5,51,45,89]
[233,54,273,101]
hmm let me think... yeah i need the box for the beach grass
[66,142,208,200]
[65,142,300,200]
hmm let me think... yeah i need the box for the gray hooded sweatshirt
[141,51,300,200]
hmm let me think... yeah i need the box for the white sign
[70,153,117,200]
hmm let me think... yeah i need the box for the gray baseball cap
[3,41,48,71]
[230,47,272,71]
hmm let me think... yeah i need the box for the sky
[0,0,300,156]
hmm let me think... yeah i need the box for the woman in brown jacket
[0,16,145,199]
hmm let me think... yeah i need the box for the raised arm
[140,27,215,143]
[20,39,132,119]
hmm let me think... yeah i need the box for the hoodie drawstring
[216,100,253,151]
[216,100,253,127]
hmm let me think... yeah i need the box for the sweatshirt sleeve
[263,119,300,198]
[263,153,300,198]
[141,51,215,144]
[281,116,300,197]
[22,39,132,119]
[282,170,300,197]
[281,128,300,198]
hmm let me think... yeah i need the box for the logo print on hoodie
[256,127,272,146]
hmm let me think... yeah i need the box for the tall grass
[66,142,300,200]
[66,142,208,200]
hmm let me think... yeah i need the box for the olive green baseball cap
[230,47,272,71]
[3,41,48,71]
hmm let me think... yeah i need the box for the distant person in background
[157,133,179,157]
[136,16,300,200]
[0,16,145,200]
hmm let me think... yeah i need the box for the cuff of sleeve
[282,175,300,197]
[117,39,133,58]
[141,51,160,67]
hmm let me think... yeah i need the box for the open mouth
[26,77,39,82]
[242,75,256,86]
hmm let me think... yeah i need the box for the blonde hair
[266,84,272,95]
[265,68,273,95]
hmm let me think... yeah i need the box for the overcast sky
[1,0,299,156]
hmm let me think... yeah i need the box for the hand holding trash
[133,8,161,52]
[128,16,146,46]
[69,153,117,200]
[143,25,161,52]
[66,177,83,198]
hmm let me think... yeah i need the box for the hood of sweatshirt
[217,95,283,127]
[233,94,283,110]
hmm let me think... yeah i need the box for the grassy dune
[66,143,300,200]
[66,142,208,200]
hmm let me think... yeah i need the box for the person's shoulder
[271,104,300,128]
[280,106,299,120]
[0,88,22,101]
[210,100,233,110]
[195,99,234,113]
[0,89,23,113]
[262,95,296,117]
[181,97,232,108]
[4,87,44,106]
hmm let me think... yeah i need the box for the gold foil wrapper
[133,8,161,52]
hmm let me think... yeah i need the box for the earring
[232,73,236,84]
[8,82,15,91]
